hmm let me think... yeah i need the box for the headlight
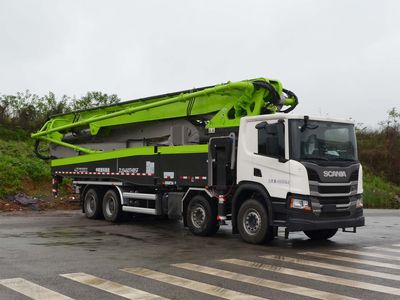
[356,196,363,208]
[290,197,312,211]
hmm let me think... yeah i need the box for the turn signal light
[290,197,312,211]
[356,197,363,208]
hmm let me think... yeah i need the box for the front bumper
[282,192,365,232]
[286,214,365,232]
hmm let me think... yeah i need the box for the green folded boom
[32,78,298,155]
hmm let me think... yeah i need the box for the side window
[257,122,285,158]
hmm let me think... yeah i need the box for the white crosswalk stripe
[334,249,400,261]
[0,278,72,300]
[299,251,400,270]
[61,273,166,300]
[121,267,266,300]
[222,258,400,296]
[365,246,400,253]
[261,255,400,281]
[4,245,400,300]
[174,262,358,300]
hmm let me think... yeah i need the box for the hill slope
[0,126,50,198]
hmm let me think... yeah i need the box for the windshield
[289,119,358,162]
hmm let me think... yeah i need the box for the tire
[237,199,274,244]
[304,228,338,240]
[187,195,219,236]
[102,189,125,222]
[84,188,103,219]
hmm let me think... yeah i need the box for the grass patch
[363,170,400,209]
[0,126,51,198]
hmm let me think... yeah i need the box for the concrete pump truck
[32,78,364,244]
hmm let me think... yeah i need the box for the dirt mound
[0,193,80,212]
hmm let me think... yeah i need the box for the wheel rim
[86,194,96,215]
[243,208,262,235]
[105,196,116,217]
[191,204,206,229]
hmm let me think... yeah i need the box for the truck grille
[318,185,351,194]
[309,181,358,197]
[318,197,350,205]
[304,163,360,218]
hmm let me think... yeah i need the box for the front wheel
[304,228,338,240]
[187,195,219,236]
[237,199,274,244]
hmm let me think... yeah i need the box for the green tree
[72,91,120,110]
[0,90,120,132]
[358,107,400,185]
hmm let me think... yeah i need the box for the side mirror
[255,121,268,130]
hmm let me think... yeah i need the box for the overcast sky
[0,0,399,126]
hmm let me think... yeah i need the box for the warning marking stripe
[122,267,265,300]
[61,273,166,300]
[174,263,357,300]
[222,258,400,296]
[261,255,400,281]
[179,176,207,180]
[54,171,154,176]
[0,277,72,300]
[54,171,207,180]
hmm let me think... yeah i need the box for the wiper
[303,156,329,161]
[332,158,356,161]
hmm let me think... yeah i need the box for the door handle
[254,168,262,177]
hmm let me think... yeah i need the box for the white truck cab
[232,114,364,243]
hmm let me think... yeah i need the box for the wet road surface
[0,209,399,299]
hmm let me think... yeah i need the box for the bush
[356,108,400,208]
[363,170,400,209]
[0,134,51,198]
[357,108,400,185]
[0,125,29,141]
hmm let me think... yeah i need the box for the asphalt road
[0,209,399,300]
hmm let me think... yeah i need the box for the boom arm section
[32,78,298,155]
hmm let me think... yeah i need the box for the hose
[280,88,299,113]
[252,81,298,114]
[252,80,281,106]
[34,140,53,160]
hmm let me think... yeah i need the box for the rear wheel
[102,189,124,222]
[187,195,219,236]
[304,228,338,240]
[84,188,103,219]
[237,199,274,244]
